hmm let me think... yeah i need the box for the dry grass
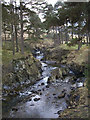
[60,82,89,118]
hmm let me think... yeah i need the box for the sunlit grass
[60,44,89,50]
[60,44,78,50]
[2,48,31,66]
[2,40,33,65]
[2,49,32,65]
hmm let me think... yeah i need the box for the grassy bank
[2,40,42,93]
[59,83,89,118]
[43,41,89,118]
[58,44,89,118]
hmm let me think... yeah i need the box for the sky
[4,0,59,21]
[4,0,89,5]
[45,0,58,6]
[5,0,58,6]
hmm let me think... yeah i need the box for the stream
[4,50,85,118]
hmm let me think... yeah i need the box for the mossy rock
[2,54,42,95]
[3,73,16,86]
[48,68,63,83]
[61,67,69,76]
[69,76,77,84]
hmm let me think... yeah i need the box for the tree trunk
[65,28,68,44]
[61,27,63,44]
[20,0,24,54]
[78,37,82,50]
[55,27,57,34]
[4,31,6,43]
[11,26,15,55]
[58,27,61,44]
[87,4,90,45]
[72,22,74,39]
[28,29,30,39]
[53,26,54,34]
[56,26,58,44]
[3,23,7,43]
[53,26,55,42]
[78,41,81,50]
[65,21,68,44]
[86,31,89,46]
[15,0,19,52]
[78,22,81,43]
[10,0,15,55]
[88,32,90,44]
[78,32,80,39]
[15,25,19,52]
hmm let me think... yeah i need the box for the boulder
[31,90,38,94]
[41,82,44,85]
[48,67,70,83]
[47,76,52,83]
[39,92,42,95]
[12,107,18,111]
[48,68,63,83]
[29,98,32,101]
[69,63,85,77]
[3,54,42,97]
[46,85,49,88]
[30,104,34,106]
[61,67,69,77]
[69,76,77,84]
[58,93,66,99]
[34,98,40,101]
[38,89,41,92]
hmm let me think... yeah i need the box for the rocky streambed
[2,49,86,118]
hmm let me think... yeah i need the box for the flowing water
[4,50,85,118]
